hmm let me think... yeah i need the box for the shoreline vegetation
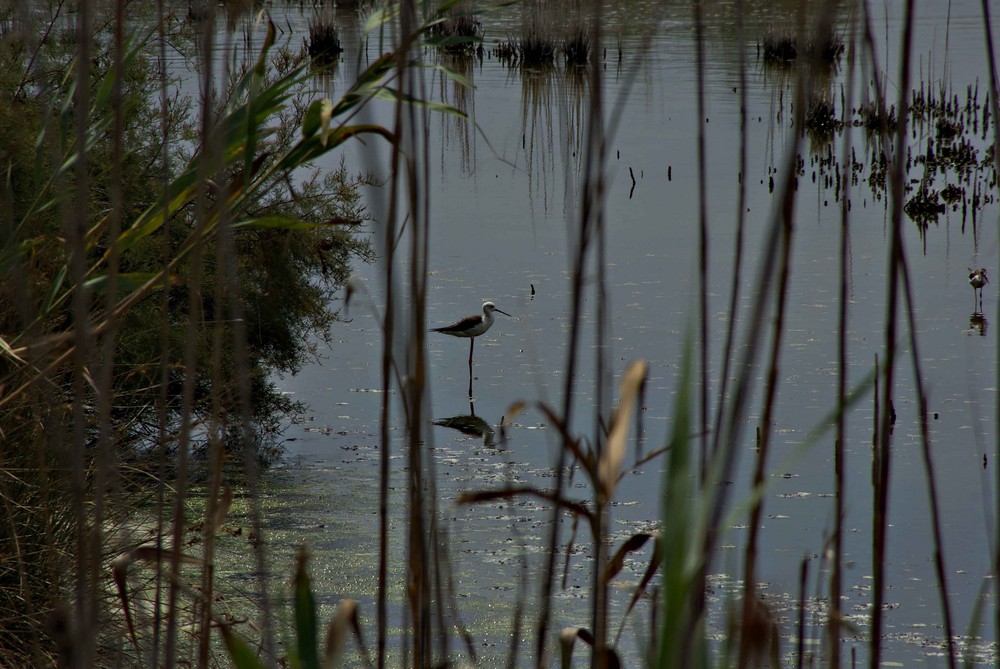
[0,0,997,667]
[0,2,384,664]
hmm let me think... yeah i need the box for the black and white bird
[970,268,989,313]
[432,301,511,394]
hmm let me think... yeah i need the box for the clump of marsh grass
[805,95,840,140]
[761,34,797,63]
[516,0,555,67]
[904,183,946,224]
[494,31,556,68]
[856,100,898,133]
[429,15,483,55]
[563,26,592,66]
[519,28,556,66]
[761,28,843,68]
[494,39,517,62]
[308,12,342,66]
[940,182,964,204]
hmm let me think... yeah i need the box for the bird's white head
[483,301,512,318]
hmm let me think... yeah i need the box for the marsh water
[181,0,1000,664]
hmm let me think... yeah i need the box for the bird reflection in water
[433,398,496,448]
[969,311,988,336]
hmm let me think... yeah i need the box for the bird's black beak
[496,308,512,317]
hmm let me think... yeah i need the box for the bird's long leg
[468,338,474,397]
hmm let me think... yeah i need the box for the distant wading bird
[970,267,989,312]
[432,301,511,395]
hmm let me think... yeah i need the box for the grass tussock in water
[428,14,484,55]
[516,0,556,67]
[761,26,844,68]
[518,28,556,67]
[805,94,840,140]
[563,26,592,67]
[308,11,344,66]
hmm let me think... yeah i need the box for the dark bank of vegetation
[0,1,381,664]
[0,6,372,453]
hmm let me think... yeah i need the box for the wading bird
[970,267,989,313]
[432,301,511,395]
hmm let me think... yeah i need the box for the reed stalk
[737,17,808,662]
[869,0,916,663]
[69,2,96,664]
[831,9,859,666]
[974,0,1000,652]
[165,11,216,665]
[694,0,709,485]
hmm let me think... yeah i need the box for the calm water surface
[199,1,1000,664]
